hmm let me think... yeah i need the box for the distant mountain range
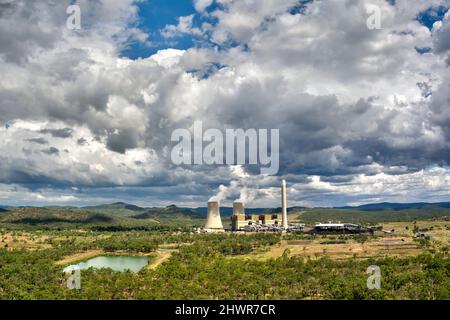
[132,205,204,220]
[84,202,145,212]
[1,201,450,213]
[80,203,310,218]
[0,207,114,225]
[1,201,450,226]
[336,202,450,211]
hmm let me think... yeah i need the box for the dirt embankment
[55,249,104,265]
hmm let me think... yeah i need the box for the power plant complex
[203,177,302,233]
[230,202,283,231]
[202,177,376,234]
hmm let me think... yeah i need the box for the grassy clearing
[237,237,423,260]
[235,220,450,261]
[0,231,51,250]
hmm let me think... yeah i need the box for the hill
[83,202,146,216]
[297,206,450,224]
[190,206,308,216]
[191,207,269,216]
[338,202,450,211]
[0,208,115,225]
[1,201,450,227]
[132,205,204,220]
[0,204,205,228]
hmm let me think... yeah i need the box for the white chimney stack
[281,177,288,230]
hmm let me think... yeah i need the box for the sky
[0,0,450,208]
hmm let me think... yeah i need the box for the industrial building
[229,177,302,232]
[200,177,306,233]
[231,201,283,231]
[312,223,373,234]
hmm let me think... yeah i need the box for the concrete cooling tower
[233,201,245,216]
[231,201,247,231]
[204,201,224,232]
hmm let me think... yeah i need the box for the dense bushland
[0,230,448,300]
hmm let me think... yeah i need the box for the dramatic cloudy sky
[0,0,449,207]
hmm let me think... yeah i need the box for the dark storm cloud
[106,129,139,154]
[196,77,382,176]
[0,168,64,187]
[25,137,48,145]
[0,0,15,17]
[320,175,356,183]
[77,138,88,146]
[0,0,67,64]
[39,128,74,138]
[430,76,450,141]
[433,14,450,53]
[41,147,59,155]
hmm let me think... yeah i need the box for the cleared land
[235,220,450,261]
[238,237,422,261]
[147,243,193,269]
[147,250,175,269]
[0,231,51,250]
[3,220,448,267]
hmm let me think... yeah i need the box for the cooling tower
[281,177,288,229]
[231,201,245,231]
[233,201,245,216]
[205,201,224,231]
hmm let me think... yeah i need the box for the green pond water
[63,256,151,273]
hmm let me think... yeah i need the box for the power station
[231,201,283,231]
[202,177,303,233]
[197,177,381,234]
[201,177,374,234]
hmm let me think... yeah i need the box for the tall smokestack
[281,177,288,230]
[205,201,224,231]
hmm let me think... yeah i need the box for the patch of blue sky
[417,5,449,31]
[120,0,197,59]
[202,1,224,14]
[415,46,432,54]
[120,0,222,59]
[289,0,314,15]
